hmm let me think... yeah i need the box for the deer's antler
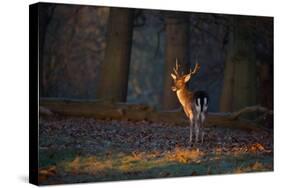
[173,58,180,76]
[189,63,200,75]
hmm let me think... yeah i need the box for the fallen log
[229,106,273,120]
[40,98,272,131]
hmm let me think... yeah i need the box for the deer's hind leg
[195,112,200,143]
[200,112,206,144]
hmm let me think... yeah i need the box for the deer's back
[177,89,209,114]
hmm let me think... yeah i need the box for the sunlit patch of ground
[61,147,203,175]
[38,116,273,185]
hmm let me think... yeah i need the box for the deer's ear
[171,73,176,80]
[184,74,191,83]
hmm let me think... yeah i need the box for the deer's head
[170,59,200,92]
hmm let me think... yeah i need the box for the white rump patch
[195,98,201,113]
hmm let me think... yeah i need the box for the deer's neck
[176,87,193,107]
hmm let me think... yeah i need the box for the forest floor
[38,116,273,185]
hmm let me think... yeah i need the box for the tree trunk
[258,62,273,109]
[220,16,257,112]
[38,4,55,97]
[162,13,190,110]
[97,8,134,102]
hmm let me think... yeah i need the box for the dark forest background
[38,3,273,112]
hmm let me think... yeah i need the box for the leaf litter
[38,116,273,184]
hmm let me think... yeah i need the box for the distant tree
[97,8,134,102]
[256,17,273,110]
[258,62,273,109]
[162,13,191,110]
[38,4,55,97]
[220,16,257,112]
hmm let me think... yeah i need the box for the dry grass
[39,148,272,185]
[62,148,205,175]
[38,166,57,182]
[66,156,113,175]
[230,143,271,156]
[44,145,272,183]
[165,147,204,164]
[234,161,266,173]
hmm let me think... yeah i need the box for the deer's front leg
[189,114,194,143]
[189,119,193,143]
[183,108,193,143]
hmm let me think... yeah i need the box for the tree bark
[162,13,190,110]
[220,16,257,112]
[97,8,134,102]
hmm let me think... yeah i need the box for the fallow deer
[171,59,209,144]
